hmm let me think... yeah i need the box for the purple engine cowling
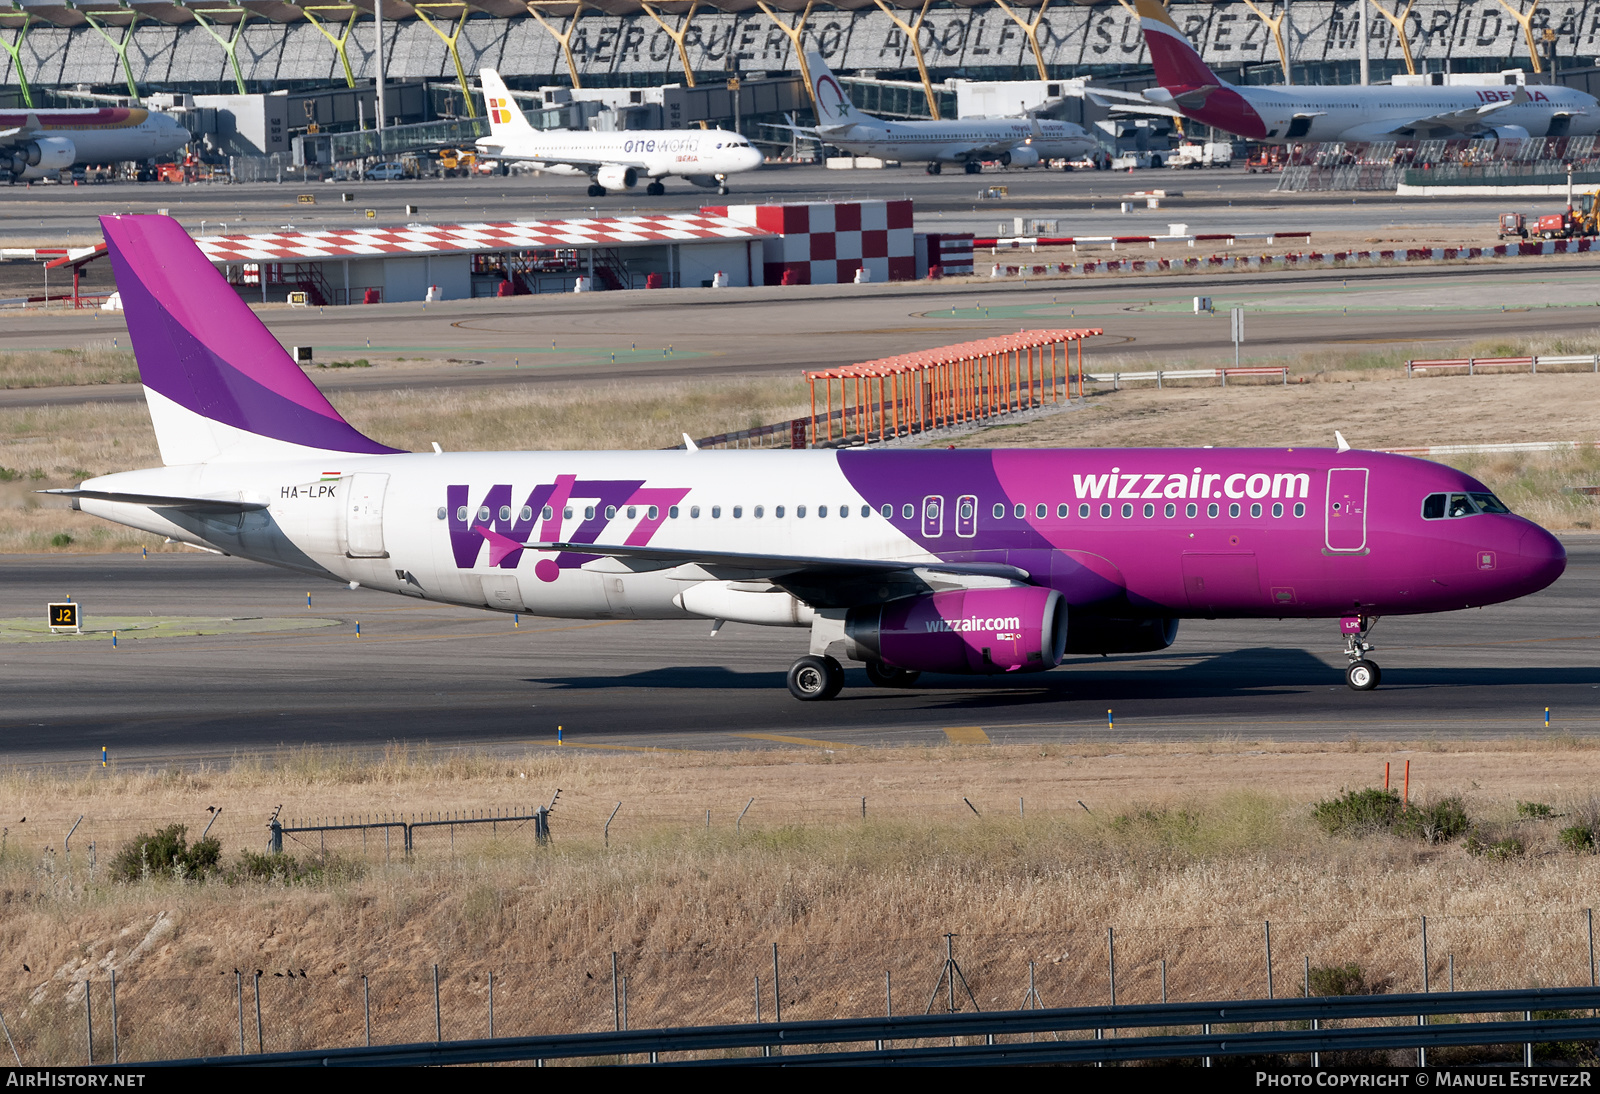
[846,586,1068,674]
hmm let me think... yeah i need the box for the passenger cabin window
[881,504,893,518]
[992,503,1005,519]
[775,505,785,518]
[902,503,914,519]
[818,505,828,517]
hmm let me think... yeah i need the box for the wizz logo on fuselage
[446,477,688,571]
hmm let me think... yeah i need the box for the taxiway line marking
[943,726,991,744]
[735,733,861,749]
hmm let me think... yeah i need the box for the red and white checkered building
[702,200,917,285]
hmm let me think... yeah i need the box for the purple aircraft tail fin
[100,214,401,465]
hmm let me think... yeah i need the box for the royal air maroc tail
[67,214,1566,701]
[1126,0,1598,142]
[476,68,763,196]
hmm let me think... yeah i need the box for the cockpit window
[1422,491,1511,519]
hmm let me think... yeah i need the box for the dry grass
[334,374,810,454]
[3,739,1599,1064]
[0,347,137,389]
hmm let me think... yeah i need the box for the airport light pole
[374,0,387,132]
[1231,306,1244,369]
[1359,0,1369,85]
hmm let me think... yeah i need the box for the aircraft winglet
[1335,431,1351,453]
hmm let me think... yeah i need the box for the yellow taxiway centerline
[735,733,861,749]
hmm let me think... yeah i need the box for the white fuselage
[476,129,763,180]
[820,117,1098,163]
[1226,83,1600,143]
[79,452,926,623]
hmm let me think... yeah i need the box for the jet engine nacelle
[1006,144,1041,169]
[7,136,74,177]
[1484,125,1531,141]
[1063,615,1179,655]
[846,586,1066,675]
[596,164,638,190]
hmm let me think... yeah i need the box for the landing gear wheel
[864,660,921,688]
[1345,659,1381,691]
[586,183,606,197]
[964,161,982,175]
[646,181,666,196]
[717,184,729,195]
[925,162,942,175]
[788,655,844,701]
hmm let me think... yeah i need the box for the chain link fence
[3,911,1595,1065]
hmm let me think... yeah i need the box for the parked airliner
[802,51,1099,174]
[474,69,763,196]
[67,215,1565,701]
[2,107,190,181]
[1111,0,1600,142]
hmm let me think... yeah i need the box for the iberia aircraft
[2,107,190,181]
[1105,0,1600,142]
[474,69,763,197]
[66,215,1565,701]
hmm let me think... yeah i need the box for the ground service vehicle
[1498,212,1527,239]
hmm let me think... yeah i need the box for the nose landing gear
[1341,615,1381,690]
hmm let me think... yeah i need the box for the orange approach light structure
[805,328,1102,447]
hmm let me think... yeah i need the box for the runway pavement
[3,545,1596,770]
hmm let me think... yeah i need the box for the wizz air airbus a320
[65,215,1565,701]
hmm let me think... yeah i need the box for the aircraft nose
[1516,523,1567,591]
[739,148,764,171]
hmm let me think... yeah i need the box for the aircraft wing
[527,538,1025,580]
[484,532,1030,607]
[477,148,650,171]
[1377,86,1532,135]
[0,127,27,147]
[41,488,269,513]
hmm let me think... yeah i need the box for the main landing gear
[1341,615,1381,691]
[788,655,844,701]
[646,181,666,196]
[587,183,607,197]
[963,161,983,175]
[787,656,922,700]
[925,162,942,175]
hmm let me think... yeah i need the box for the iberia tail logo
[490,99,513,124]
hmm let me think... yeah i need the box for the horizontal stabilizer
[42,488,269,513]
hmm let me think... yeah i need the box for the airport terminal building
[1,0,1594,109]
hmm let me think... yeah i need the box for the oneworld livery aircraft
[475,69,763,197]
[67,215,1565,701]
[1115,0,1600,142]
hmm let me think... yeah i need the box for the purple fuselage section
[837,448,1565,619]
